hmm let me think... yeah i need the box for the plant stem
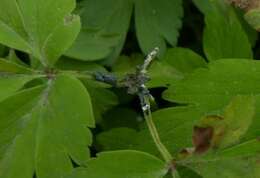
[137,47,176,174]
[141,95,173,163]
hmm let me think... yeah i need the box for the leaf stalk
[141,94,173,163]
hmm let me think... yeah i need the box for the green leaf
[96,96,260,178]
[162,48,207,74]
[178,139,260,178]
[0,74,94,178]
[66,0,132,61]
[96,128,140,151]
[0,58,39,102]
[112,54,143,74]
[148,60,184,87]
[214,96,254,148]
[0,74,37,102]
[83,80,118,123]
[192,0,213,14]
[193,0,258,47]
[67,150,168,178]
[163,59,260,140]
[0,58,32,74]
[66,29,121,61]
[135,0,183,56]
[175,166,202,178]
[0,0,80,66]
[55,56,107,72]
[100,107,140,130]
[102,35,128,66]
[67,0,183,61]
[96,107,202,157]
[98,59,260,159]
[0,44,6,57]
[203,2,253,60]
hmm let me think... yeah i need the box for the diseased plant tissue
[0,0,259,178]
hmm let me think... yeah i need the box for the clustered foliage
[0,0,260,178]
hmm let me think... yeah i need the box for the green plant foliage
[96,128,139,151]
[0,0,80,66]
[99,107,140,129]
[91,93,260,178]
[96,106,202,156]
[97,58,260,176]
[0,59,39,101]
[55,56,107,72]
[67,150,168,178]
[67,0,183,61]
[193,0,258,47]
[177,96,259,177]
[164,59,260,114]
[178,139,260,178]
[0,75,35,102]
[0,74,94,178]
[0,0,260,177]
[195,96,255,149]
[0,58,32,73]
[202,1,253,61]
[134,0,183,56]
[66,0,132,62]
[162,48,207,74]
[83,80,118,123]
[113,54,183,88]
[112,48,206,88]
[192,0,213,14]
[0,44,6,57]
[7,49,28,66]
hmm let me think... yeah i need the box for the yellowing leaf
[163,59,260,140]
[193,96,255,154]
[178,139,260,178]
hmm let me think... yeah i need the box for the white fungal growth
[142,104,151,112]
[141,47,159,74]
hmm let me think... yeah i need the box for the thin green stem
[142,96,173,163]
